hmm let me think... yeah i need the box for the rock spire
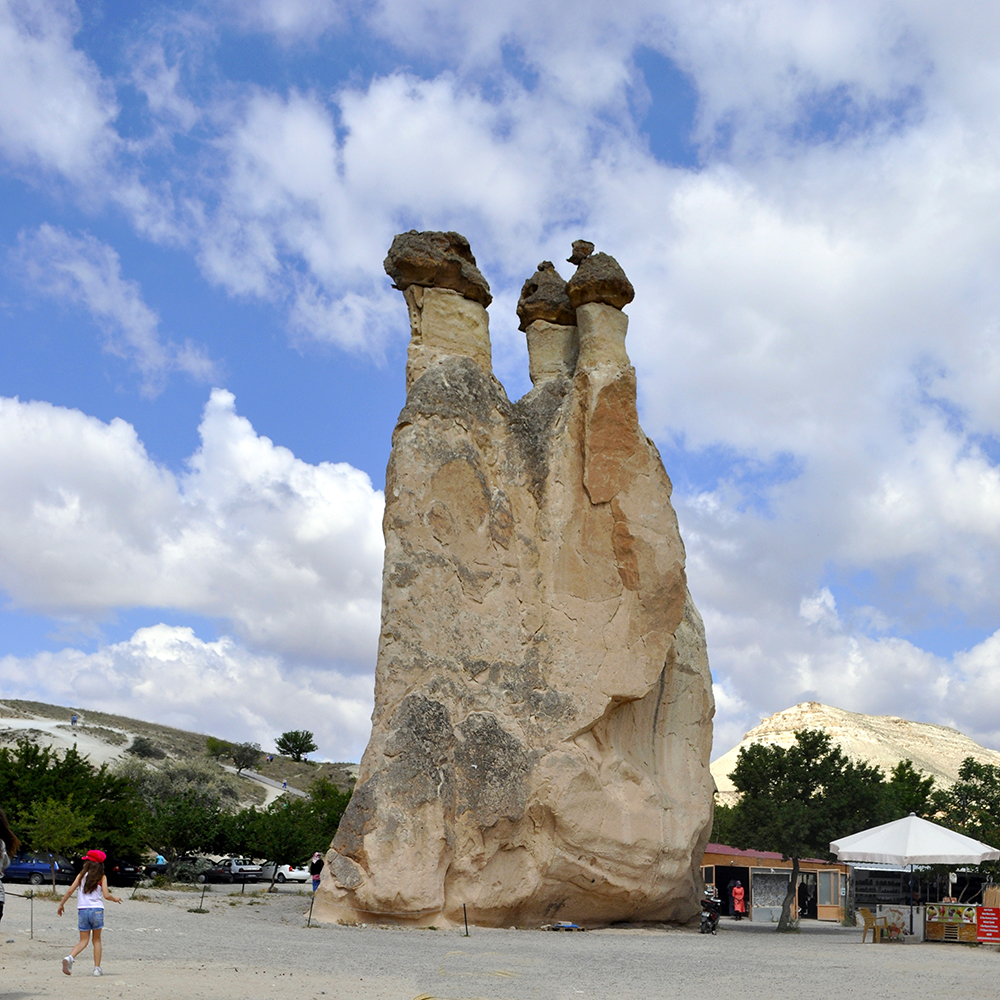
[315,233,714,929]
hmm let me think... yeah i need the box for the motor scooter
[700,894,720,934]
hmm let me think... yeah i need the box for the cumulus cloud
[10,225,216,393]
[0,624,373,760]
[5,0,1000,759]
[0,390,385,662]
[0,0,119,180]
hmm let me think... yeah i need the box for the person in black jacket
[309,852,324,893]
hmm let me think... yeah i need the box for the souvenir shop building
[701,843,851,922]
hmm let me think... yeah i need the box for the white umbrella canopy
[831,813,1000,866]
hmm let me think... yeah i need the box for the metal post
[307,893,316,928]
[200,884,208,909]
[29,890,34,939]
[463,903,469,937]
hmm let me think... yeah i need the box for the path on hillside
[220,764,307,801]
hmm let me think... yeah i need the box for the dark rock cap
[516,261,576,331]
[566,249,634,310]
[566,240,595,266]
[384,230,492,307]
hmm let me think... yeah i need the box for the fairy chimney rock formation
[316,233,714,928]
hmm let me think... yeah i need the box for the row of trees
[714,729,1000,930]
[0,737,350,879]
[204,729,320,770]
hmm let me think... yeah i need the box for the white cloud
[221,0,344,41]
[5,0,1000,760]
[0,624,373,761]
[0,0,119,180]
[10,224,216,393]
[0,389,385,662]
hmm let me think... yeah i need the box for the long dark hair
[82,860,104,895]
[0,806,20,856]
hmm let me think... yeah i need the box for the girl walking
[56,849,121,977]
[0,806,21,926]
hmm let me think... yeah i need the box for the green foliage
[726,730,886,930]
[932,757,1000,877]
[147,789,224,861]
[255,799,316,872]
[884,759,936,819]
[232,742,262,774]
[205,736,236,759]
[21,797,93,886]
[118,757,245,861]
[125,735,166,759]
[274,730,318,762]
[710,802,737,845]
[307,777,352,841]
[0,738,146,859]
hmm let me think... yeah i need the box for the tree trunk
[777,857,799,932]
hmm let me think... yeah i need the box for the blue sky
[3,0,1000,763]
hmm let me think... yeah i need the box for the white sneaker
[92,967,103,976]
[62,956,73,976]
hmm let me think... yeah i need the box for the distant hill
[711,701,1000,805]
[0,698,357,801]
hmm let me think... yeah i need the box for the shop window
[818,871,838,906]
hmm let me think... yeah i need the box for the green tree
[205,736,236,759]
[305,777,352,845]
[0,738,146,860]
[118,758,243,862]
[709,801,737,845]
[274,730,318,762]
[232,742,262,775]
[146,789,222,862]
[255,799,316,885]
[21,798,93,887]
[726,730,886,931]
[932,757,1000,879]
[883,759,936,820]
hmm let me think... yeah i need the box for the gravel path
[3,886,998,999]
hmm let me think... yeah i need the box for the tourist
[310,852,324,892]
[56,849,122,977]
[0,806,20,926]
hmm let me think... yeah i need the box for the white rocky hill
[711,702,1000,805]
[0,698,356,805]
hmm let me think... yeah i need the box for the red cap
[82,849,106,863]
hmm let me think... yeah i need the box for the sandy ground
[2,885,999,1000]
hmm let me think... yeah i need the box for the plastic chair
[858,907,890,943]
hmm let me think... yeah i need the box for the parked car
[196,857,262,883]
[259,861,309,883]
[173,856,212,883]
[3,852,75,885]
[105,858,142,886]
[143,860,169,878]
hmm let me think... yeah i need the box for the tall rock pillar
[315,232,715,927]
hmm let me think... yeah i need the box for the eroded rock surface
[316,233,714,928]
[384,230,492,306]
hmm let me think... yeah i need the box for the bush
[126,736,166,759]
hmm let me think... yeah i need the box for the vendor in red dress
[732,880,746,921]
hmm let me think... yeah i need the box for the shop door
[816,870,842,921]
[797,872,818,919]
[722,867,751,917]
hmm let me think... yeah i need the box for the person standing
[0,806,21,926]
[56,849,121,977]
[310,852,324,892]
[732,880,746,921]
